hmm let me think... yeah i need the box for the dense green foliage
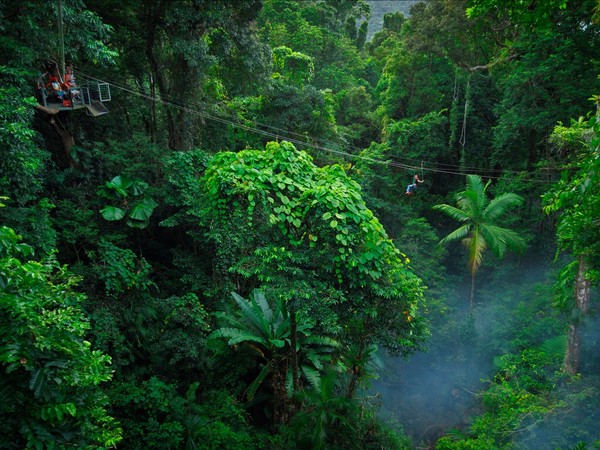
[0,226,121,448]
[0,0,599,448]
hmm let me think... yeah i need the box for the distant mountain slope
[366,0,423,38]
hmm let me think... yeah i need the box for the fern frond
[301,365,322,391]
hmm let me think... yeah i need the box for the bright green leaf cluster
[201,141,426,355]
[98,175,158,229]
[0,226,122,448]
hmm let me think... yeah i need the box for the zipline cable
[57,0,66,79]
[72,68,531,174]
[74,69,549,176]
[73,71,556,184]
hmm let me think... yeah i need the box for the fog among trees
[1,1,599,448]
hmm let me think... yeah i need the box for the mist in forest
[369,266,542,445]
[513,313,600,449]
[370,262,600,448]
[371,309,491,445]
[371,347,489,444]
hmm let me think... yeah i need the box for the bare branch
[34,104,59,115]
[467,53,519,72]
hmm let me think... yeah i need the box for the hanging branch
[34,104,59,115]
[464,52,519,72]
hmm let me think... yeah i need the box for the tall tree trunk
[35,106,81,169]
[288,300,299,418]
[289,300,299,395]
[144,3,203,151]
[168,56,198,151]
[563,255,590,374]
[49,116,81,170]
[469,271,475,313]
[272,360,289,425]
[150,73,157,144]
[347,334,365,399]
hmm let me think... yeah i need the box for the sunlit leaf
[100,206,125,221]
[128,197,158,221]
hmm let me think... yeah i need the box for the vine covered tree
[543,101,600,374]
[192,141,428,395]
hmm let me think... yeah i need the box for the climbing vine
[200,141,427,354]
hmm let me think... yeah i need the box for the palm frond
[456,189,481,218]
[432,204,471,222]
[465,174,489,212]
[464,230,487,274]
[439,224,471,246]
[209,327,267,348]
[212,312,254,334]
[483,193,524,222]
[480,224,526,257]
[479,224,507,257]
[253,289,274,323]
[213,291,294,351]
[272,313,291,341]
[251,292,279,335]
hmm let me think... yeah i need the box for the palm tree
[209,290,338,425]
[433,175,526,312]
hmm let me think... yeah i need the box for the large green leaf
[100,206,125,221]
[270,339,286,348]
[29,368,45,398]
[232,291,274,338]
[125,218,149,229]
[210,327,268,349]
[102,175,133,198]
[130,179,149,196]
[109,175,133,191]
[246,364,271,401]
[128,197,158,221]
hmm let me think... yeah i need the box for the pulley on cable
[35,0,111,116]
